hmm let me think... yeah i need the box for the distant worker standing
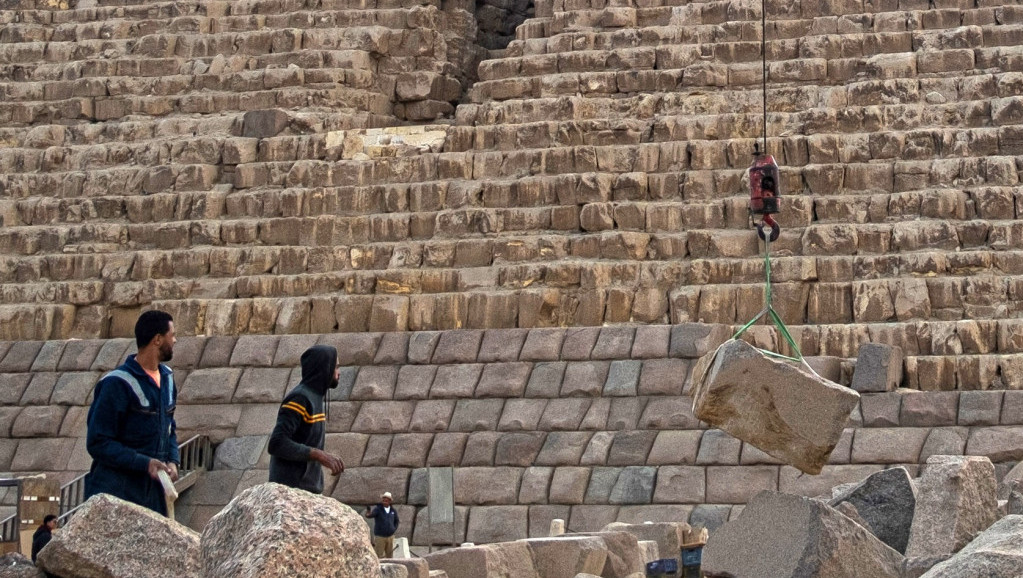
[85,310,179,515]
[31,514,57,563]
[268,345,345,494]
[365,491,400,558]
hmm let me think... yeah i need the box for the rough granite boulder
[691,339,859,474]
[828,467,916,554]
[380,564,410,578]
[921,515,1023,577]
[0,552,45,577]
[36,494,200,578]
[702,491,904,578]
[200,483,378,578]
[906,456,998,559]
[520,536,607,578]
[422,543,537,578]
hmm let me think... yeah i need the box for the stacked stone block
[0,0,1021,349]
[3,325,1023,543]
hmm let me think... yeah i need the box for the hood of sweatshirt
[300,345,338,396]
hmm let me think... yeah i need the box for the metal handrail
[56,435,213,524]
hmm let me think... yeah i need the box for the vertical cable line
[761,0,768,154]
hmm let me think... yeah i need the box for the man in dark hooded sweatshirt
[268,345,345,493]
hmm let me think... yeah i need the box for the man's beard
[159,343,174,362]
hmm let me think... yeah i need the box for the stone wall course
[351,400,415,433]
[538,398,590,431]
[362,435,394,466]
[475,362,532,398]
[603,360,641,397]
[407,332,441,365]
[233,367,291,403]
[432,330,483,364]
[324,433,369,469]
[920,426,969,461]
[591,327,636,360]
[325,401,361,434]
[449,399,504,431]
[320,332,383,366]
[375,333,411,365]
[860,392,903,426]
[455,466,522,505]
[851,427,930,463]
[332,467,411,505]
[466,506,529,544]
[569,505,620,533]
[56,339,103,372]
[631,326,671,359]
[1001,391,1023,425]
[90,339,134,372]
[431,363,483,398]
[498,399,548,431]
[198,336,237,369]
[0,342,42,373]
[535,431,592,466]
[427,432,468,466]
[388,433,434,467]
[518,466,553,504]
[229,335,279,367]
[561,361,610,397]
[529,505,572,537]
[0,374,31,406]
[585,467,623,505]
[695,430,742,465]
[561,327,601,360]
[351,365,400,400]
[20,373,57,406]
[495,432,546,466]
[580,398,611,430]
[478,328,528,362]
[180,368,242,404]
[519,329,566,361]
[607,430,657,466]
[462,431,503,466]
[272,334,319,367]
[50,372,98,406]
[525,361,566,398]
[965,425,1023,461]
[637,359,688,396]
[900,390,958,426]
[637,396,701,430]
[30,342,66,373]
[609,466,656,505]
[395,365,437,400]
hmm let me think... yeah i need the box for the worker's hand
[147,458,172,481]
[167,462,179,482]
[311,449,344,476]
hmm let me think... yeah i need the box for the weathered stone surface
[573,531,644,578]
[0,552,45,577]
[702,491,903,578]
[422,542,537,578]
[602,522,687,566]
[691,339,859,474]
[213,435,268,470]
[37,494,199,578]
[202,483,377,578]
[520,536,607,578]
[381,559,428,578]
[920,515,1023,577]
[851,343,904,392]
[380,563,408,578]
[906,456,998,559]
[467,506,529,544]
[828,466,916,554]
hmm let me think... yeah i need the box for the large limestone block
[601,522,688,565]
[36,494,200,578]
[520,536,607,578]
[921,515,1023,577]
[422,543,537,578]
[828,467,916,554]
[906,456,998,558]
[702,491,904,578]
[691,339,859,474]
[574,531,644,578]
[200,483,378,578]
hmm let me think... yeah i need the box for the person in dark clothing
[365,491,399,558]
[31,514,57,563]
[268,345,344,494]
[85,310,179,516]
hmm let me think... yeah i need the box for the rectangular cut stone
[428,467,455,524]
[692,339,860,474]
[851,343,904,392]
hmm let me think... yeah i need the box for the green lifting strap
[731,234,816,374]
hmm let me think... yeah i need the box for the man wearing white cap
[365,491,400,558]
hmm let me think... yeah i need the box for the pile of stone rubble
[25,454,1023,578]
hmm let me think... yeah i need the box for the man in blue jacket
[365,491,400,558]
[85,310,179,516]
[268,344,344,494]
